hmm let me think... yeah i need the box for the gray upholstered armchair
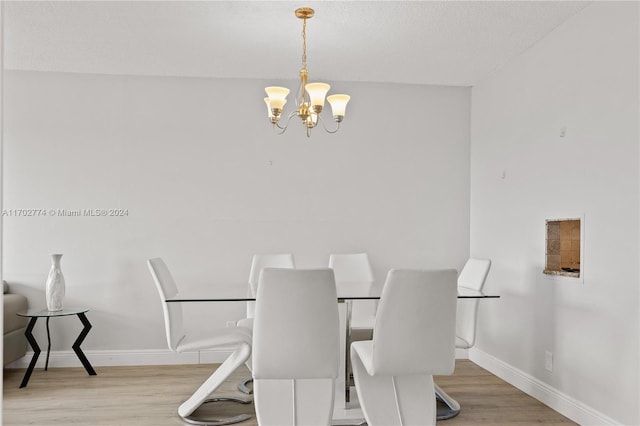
[3,281,28,366]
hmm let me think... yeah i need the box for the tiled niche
[544,218,581,278]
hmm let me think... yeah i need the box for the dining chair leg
[435,383,461,420]
[181,398,252,426]
[178,342,253,426]
[238,377,253,394]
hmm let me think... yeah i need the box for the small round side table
[16,308,97,388]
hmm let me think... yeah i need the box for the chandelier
[264,7,350,138]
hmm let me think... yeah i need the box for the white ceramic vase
[45,254,66,311]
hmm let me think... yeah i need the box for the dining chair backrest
[458,258,491,291]
[147,258,184,352]
[252,268,340,426]
[253,268,340,379]
[247,254,295,318]
[329,253,375,328]
[328,253,374,283]
[371,269,458,376]
[456,258,491,349]
[249,254,296,296]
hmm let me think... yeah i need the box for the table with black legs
[16,308,97,388]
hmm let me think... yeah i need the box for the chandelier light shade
[264,7,350,137]
[265,87,289,110]
[327,94,350,119]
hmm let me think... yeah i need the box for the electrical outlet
[545,350,553,372]
[226,321,236,328]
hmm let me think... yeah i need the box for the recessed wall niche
[544,218,581,278]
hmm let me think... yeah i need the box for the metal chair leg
[178,342,252,425]
[435,383,461,420]
[180,397,252,426]
[237,377,253,394]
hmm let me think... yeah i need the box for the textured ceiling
[3,1,591,86]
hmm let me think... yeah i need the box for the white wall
[2,72,471,357]
[470,2,639,425]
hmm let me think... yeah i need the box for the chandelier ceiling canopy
[264,7,350,138]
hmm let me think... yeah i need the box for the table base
[332,389,366,426]
[19,312,96,388]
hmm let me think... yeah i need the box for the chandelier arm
[294,82,303,108]
[273,109,299,134]
[272,124,288,135]
[286,109,299,123]
[317,114,341,134]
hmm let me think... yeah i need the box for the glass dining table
[167,287,499,425]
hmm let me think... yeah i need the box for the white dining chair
[351,269,458,426]
[147,258,253,426]
[328,253,375,340]
[252,268,340,426]
[246,253,296,321]
[456,258,492,349]
[328,252,375,400]
[236,253,295,394]
[435,257,492,420]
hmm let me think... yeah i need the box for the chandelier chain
[301,18,307,71]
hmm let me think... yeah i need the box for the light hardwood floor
[3,360,576,425]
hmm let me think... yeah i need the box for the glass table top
[17,308,89,318]
[166,287,498,302]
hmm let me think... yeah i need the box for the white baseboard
[469,348,620,426]
[7,347,469,369]
[5,348,235,369]
[455,347,469,359]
